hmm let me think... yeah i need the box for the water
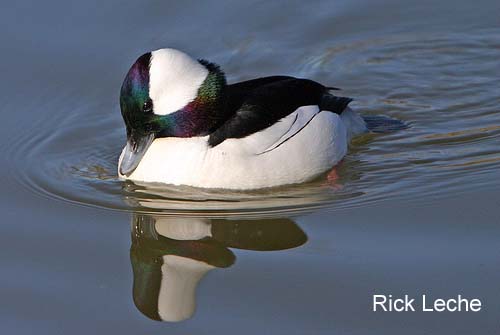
[1,0,499,334]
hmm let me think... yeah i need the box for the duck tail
[319,93,353,115]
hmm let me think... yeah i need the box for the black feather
[208,77,326,147]
[200,75,352,147]
[319,95,353,114]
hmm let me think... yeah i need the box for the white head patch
[149,49,208,115]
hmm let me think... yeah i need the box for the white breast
[119,106,356,189]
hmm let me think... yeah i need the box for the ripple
[6,29,500,216]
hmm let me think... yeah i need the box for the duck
[118,48,367,189]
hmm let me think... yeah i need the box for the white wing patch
[256,105,320,155]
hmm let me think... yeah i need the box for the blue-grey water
[1,0,500,334]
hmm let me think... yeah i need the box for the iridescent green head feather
[120,52,153,137]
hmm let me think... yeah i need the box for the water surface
[1,0,499,334]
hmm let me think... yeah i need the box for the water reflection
[130,213,307,321]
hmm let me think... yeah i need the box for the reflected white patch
[157,255,215,322]
[154,217,212,240]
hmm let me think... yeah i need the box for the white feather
[149,49,208,115]
[257,105,320,154]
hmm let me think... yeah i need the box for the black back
[208,76,352,147]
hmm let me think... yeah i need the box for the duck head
[119,48,227,176]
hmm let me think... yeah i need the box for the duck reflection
[130,213,307,322]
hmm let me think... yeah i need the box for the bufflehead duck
[118,48,367,189]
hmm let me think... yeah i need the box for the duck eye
[143,99,153,113]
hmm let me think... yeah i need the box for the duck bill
[119,133,155,177]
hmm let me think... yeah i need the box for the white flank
[119,106,365,189]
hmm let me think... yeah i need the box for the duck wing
[209,77,352,149]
